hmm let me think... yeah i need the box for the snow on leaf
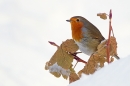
[49,63,70,79]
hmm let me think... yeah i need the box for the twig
[106,9,113,63]
[73,61,78,69]
[70,52,87,64]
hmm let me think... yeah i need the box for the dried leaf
[110,57,114,62]
[45,40,75,79]
[97,13,107,20]
[45,62,49,70]
[62,39,79,53]
[57,44,74,69]
[50,71,61,78]
[110,37,118,56]
[78,70,83,78]
[97,36,118,57]
[69,72,79,83]
[78,36,118,75]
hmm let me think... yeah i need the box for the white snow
[0,0,130,86]
[48,63,70,77]
[69,56,130,86]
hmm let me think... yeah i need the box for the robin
[66,16,120,59]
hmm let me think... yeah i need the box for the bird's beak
[66,20,71,22]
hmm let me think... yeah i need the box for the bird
[66,16,120,59]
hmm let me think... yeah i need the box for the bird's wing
[85,21,105,41]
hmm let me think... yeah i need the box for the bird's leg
[69,52,87,64]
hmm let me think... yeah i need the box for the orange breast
[71,21,83,42]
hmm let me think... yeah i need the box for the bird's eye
[76,18,80,22]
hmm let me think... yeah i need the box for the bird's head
[66,16,87,41]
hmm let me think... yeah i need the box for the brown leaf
[78,70,83,78]
[78,36,118,75]
[97,13,107,20]
[50,72,61,78]
[97,36,118,57]
[110,37,118,56]
[69,72,79,84]
[45,40,75,79]
[110,57,114,62]
[57,45,74,69]
[45,62,49,70]
[62,39,79,53]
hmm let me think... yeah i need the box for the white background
[0,0,130,86]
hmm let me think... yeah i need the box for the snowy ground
[69,56,130,86]
[0,0,130,86]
